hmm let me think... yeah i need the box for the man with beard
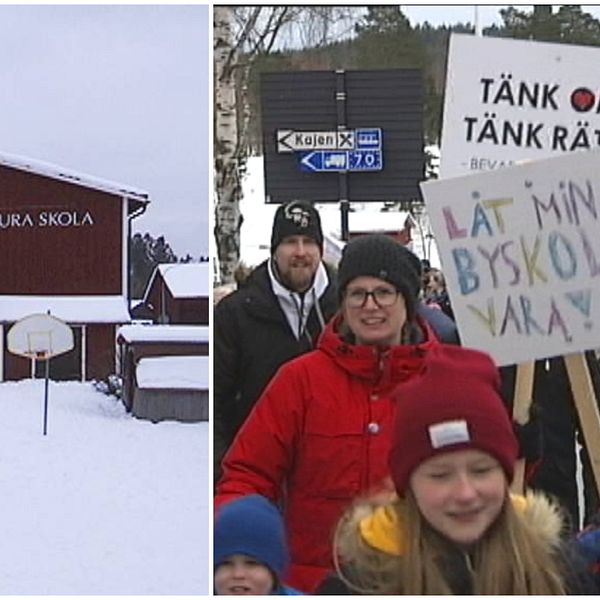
[214,200,337,479]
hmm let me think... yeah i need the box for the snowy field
[0,379,208,594]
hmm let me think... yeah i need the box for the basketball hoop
[25,331,53,361]
[7,313,75,437]
[7,313,73,360]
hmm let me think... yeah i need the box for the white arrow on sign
[277,130,296,153]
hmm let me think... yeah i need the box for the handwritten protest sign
[421,149,600,367]
[440,33,600,179]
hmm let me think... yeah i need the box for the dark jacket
[215,314,440,593]
[500,351,600,528]
[317,543,594,595]
[417,302,459,345]
[214,260,337,473]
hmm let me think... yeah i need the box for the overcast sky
[0,5,208,259]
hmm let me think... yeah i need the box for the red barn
[141,263,209,325]
[0,152,148,381]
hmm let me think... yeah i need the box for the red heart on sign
[571,87,595,112]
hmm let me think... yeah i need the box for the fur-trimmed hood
[346,491,564,557]
[320,491,596,595]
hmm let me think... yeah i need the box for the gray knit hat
[338,234,422,314]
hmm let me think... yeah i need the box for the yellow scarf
[359,493,528,555]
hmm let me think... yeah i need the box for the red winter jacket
[215,314,440,593]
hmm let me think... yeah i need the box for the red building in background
[141,263,209,325]
[0,152,148,381]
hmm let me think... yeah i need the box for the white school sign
[440,33,600,179]
[421,150,600,367]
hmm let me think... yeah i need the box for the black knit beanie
[270,200,324,254]
[338,234,422,312]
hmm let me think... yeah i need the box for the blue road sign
[348,149,383,170]
[300,151,346,172]
[300,149,382,172]
[355,128,382,150]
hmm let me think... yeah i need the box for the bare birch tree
[214,6,295,284]
[214,6,361,283]
[214,6,241,285]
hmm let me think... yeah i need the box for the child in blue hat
[214,494,302,595]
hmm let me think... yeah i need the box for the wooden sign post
[564,353,600,496]
[510,361,535,494]
[509,356,600,498]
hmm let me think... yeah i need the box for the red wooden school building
[0,152,148,381]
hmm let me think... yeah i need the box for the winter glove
[513,402,543,483]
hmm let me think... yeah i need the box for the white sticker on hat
[284,203,311,228]
[428,419,470,449]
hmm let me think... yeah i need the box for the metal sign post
[6,312,74,437]
[336,69,349,241]
[43,354,50,436]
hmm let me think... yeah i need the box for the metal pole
[340,199,350,242]
[336,69,350,241]
[474,6,482,37]
[43,358,49,436]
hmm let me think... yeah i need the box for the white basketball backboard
[7,313,74,360]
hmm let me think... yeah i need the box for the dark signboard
[261,69,424,204]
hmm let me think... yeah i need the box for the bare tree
[214,7,295,284]
[280,7,361,49]
[213,6,361,283]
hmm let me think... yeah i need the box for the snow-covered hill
[0,380,208,594]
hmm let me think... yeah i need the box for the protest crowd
[212,197,600,595]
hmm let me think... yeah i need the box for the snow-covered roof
[0,295,131,324]
[0,150,149,201]
[136,355,208,390]
[144,263,209,301]
[117,324,209,344]
[348,208,414,233]
[158,263,209,297]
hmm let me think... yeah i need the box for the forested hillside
[244,6,600,151]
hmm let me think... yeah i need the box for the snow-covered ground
[239,155,441,269]
[0,379,208,594]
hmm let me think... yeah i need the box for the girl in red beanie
[321,345,595,595]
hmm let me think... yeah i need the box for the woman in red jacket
[214,234,440,593]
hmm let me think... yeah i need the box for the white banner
[440,33,600,179]
[421,150,600,366]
